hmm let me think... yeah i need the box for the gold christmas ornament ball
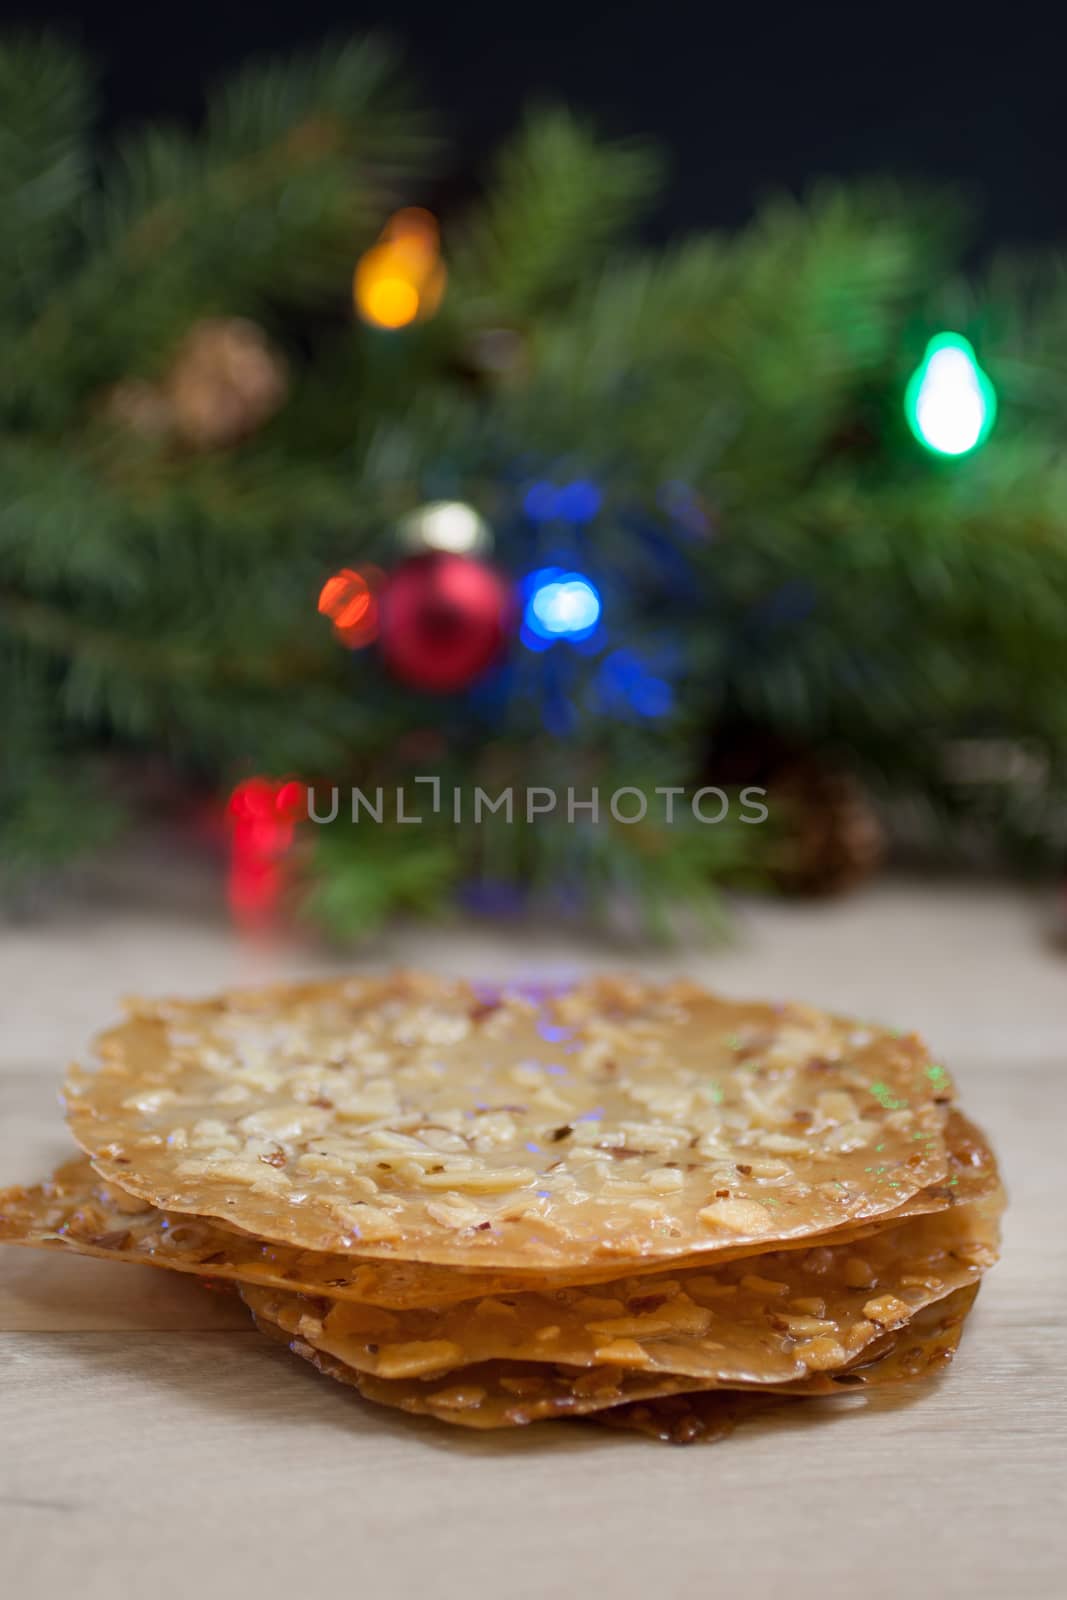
[167,318,289,450]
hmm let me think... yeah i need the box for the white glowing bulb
[905,333,997,458]
[400,500,491,555]
[914,349,987,455]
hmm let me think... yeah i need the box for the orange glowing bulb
[353,210,446,330]
[414,258,447,320]
[358,271,421,330]
[382,207,439,247]
[318,569,364,619]
[317,568,380,648]
[334,590,372,629]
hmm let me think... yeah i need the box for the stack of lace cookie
[0,975,1003,1444]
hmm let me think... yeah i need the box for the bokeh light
[905,333,997,457]
[594,649,674,718]
[522,567,602,642]
[317,567,382,648]
[383,207,439,247]
[399,500,492,555]
[523,478,602,524]
[354,208,447,330]
[357,276,420,330]
[226,777,306,927]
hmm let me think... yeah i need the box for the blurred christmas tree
[3,32,1067,936]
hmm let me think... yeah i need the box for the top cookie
[64,973,953,1268]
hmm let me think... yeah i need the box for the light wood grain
[2,870,1065,1600]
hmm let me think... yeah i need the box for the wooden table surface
[3,867,1065,1600]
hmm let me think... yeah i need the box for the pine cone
[167,318,288,450]
[768,760,886,896]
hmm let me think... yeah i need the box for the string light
[354,208,447,331]
[226,778,306,926]
[594,649,674,718]
[522,567,602,643]
[905,333,997,457]
[399,500,492,555]
[522,478,602,524]
[317,567,382,648]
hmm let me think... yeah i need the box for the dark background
[2,1,1064,249]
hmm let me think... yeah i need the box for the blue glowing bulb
[522,479,602,524]
[522,568,602,642]
[523,481,558,522]
[553,480,601,523]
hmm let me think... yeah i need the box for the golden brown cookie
[64,974,955,1268]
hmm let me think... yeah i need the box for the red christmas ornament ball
[380,552,513,692]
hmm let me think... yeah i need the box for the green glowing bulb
[904,333,997,457]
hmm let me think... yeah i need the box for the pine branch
[0,34,93,318]
[6,36,436,423]
[448,108,661,318]
[3,28,1067,924]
